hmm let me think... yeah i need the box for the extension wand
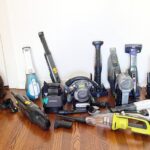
[11,92,50,130]
[38,32,61,83]
[92,41,107,97]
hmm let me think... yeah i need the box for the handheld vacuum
[108,48,121,96]
[22,47,40,100]
[11,92,50,130]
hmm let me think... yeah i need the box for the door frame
[0,34,8,86]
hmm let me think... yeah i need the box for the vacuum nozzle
[54,120,72,129]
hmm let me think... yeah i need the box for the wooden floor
[0,89,150,150]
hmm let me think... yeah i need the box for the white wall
[1,0,150,88]
[0,35,8,85]
[0,0,18,87]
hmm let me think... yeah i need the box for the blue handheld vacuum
[22,47,40,100]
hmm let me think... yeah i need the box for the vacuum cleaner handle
[92,41,103,86]
[38,32,51,55]
[38,32,61,83]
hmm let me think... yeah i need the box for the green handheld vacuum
[57,113,150,135]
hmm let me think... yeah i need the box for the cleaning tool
[92,41,108,97]
[38,32,65,113]
[11,92,50,130]
[54,120,72,129]
[22,47,40,100]
[108,48,121,96]
[57,113,150,135]
[125,44,142,98]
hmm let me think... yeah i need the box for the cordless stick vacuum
[125,44,142,99]
[107,48,134,105]
[92,41,108,97]
[38,32,65,113]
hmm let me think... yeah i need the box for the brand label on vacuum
[29,79,40,98]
